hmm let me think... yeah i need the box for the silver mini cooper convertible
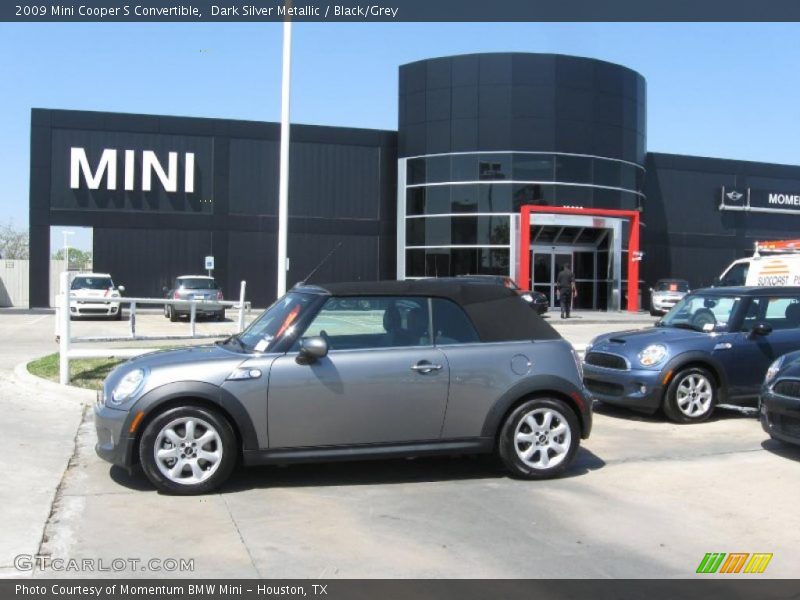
[94,280,592,494]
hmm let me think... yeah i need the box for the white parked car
[69,273,125,320]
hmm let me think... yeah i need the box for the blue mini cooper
[583,287,800,423]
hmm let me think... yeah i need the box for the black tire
[649,307,660,317]
[138,406,237,495]
[215,309,225,321]
[114,309,122,321]
[168,306,179,322]
[498,397,580,480]
[663,366,717,423]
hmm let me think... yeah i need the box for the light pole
[62,230,74,274]
[276,14,292,299]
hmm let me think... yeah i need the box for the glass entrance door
[531,250,574,308]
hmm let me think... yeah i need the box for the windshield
[660,294,739,332]
[71,276,113,290]
[655,280,689,292]
[177,278,218,290]
[236,292,320,352]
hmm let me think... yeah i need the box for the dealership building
[29,52,800,310]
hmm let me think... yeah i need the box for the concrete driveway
[2,310,799,578]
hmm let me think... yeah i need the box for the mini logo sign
[726,190,743,202]
[69,147,195,193]
[696,552,772,574]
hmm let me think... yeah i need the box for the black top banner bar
[6,0,800,22]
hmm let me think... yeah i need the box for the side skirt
[242,438,495,466]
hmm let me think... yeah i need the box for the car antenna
[296,242,343,287]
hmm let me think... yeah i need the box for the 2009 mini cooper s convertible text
[94,280,592,494]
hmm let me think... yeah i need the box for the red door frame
[518,205,641,312]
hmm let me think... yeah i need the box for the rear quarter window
[432,298,480,345]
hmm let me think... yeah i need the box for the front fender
[120,381,260,463]
[480,374,592,440]
[659,351,730,403]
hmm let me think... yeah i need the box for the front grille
[773,379,800,399]
[771,414,800,437]
[78,308,109,314]
[585,352,628,370]
[585,378,624,397]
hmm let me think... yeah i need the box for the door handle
[410,361,443,373]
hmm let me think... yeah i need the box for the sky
[1,22,799,251]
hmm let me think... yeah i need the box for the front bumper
[70,301,120,317]
[760,389,800,446]
[533,302,549,315]
[94,397,136,468]
[651,296,681,313]
[583,363,664,413]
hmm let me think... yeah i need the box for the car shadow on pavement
[109,448,606,494]
[218,447,606,493]
[761,438,800,461]
[593,401,756,424]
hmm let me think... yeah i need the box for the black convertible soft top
[296,280,561,342]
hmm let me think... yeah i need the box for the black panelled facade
[642,153,800,289]
[30,109,396,307]
[28,52,800,308]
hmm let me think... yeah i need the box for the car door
[730,294,800,400]
[266,296,450,448]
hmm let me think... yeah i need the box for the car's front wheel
[498,397,579,479]
[139,406,237,494]
[663,366,717,423]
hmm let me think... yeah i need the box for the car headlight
[521,293,533,303]
[638,344,668,367]
[110,368,146,405]
[765,356,785,384]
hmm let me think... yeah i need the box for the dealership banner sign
[720,186,800,214]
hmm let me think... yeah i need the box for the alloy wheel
[513,407,572,470]
[153,417,223,485]
[675,373,713,417]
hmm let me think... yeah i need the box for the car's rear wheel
[215,309,225,321]
[663,366,716,423]
[498,397,579,479]
[139,406,237,495]
[168,306,178,322]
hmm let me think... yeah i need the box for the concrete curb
[14,361,94,406]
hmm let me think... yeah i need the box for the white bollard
[129,302,137,339]
[238,280,247,332]
[190,301,196,337]
[59,272,71,385]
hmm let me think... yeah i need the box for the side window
[300,296,431,350]
[432,298,480,345]
[746,297,800,331]
[720,262,749,287]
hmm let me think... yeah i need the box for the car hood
[105,343,252,397]
[589,326,711,358]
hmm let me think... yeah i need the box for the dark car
[163,275,225,321]
[583,286,800,423]
[435,275,549,315]
[760,349,800,446]
[94,279,591,494]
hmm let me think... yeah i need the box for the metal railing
[56,274,252,384]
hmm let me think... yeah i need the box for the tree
[52,248,93,271]
[0,221,29,259]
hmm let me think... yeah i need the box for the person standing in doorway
[557,262,576,319]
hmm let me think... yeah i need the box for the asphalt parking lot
[1,309,799,578]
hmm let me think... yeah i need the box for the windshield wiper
[668,322,699,331]
[219,334,248,352]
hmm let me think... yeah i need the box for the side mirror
[117,285,126,293]
[751,321,773,337]
[297,336,328,363]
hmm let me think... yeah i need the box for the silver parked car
[649,278,690,316]
[163,275,225,321]
[95,280,592,494]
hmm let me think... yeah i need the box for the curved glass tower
[397,53,646,310]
